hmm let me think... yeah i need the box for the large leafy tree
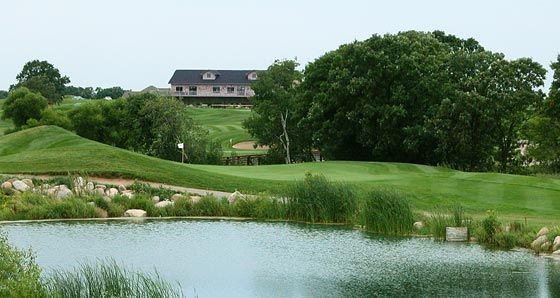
[12,60,70,104]
[1,87,48,127]
[301,31,454,163]
[243,59,309,163]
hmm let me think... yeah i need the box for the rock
[87,202,96,207]
[445,227,468,242]
[171,194,184,202]
[103,196,112,203]
[553,250,560,255]
[190,195,202,204]
[121,190,134,199]
[1,181,12,190]
[124,209,147,218]
[537,227,549,238]
[106,188,119,198]
[22,178,34,188]
[56,185,73,199]
[96,208,108,218]
[227,191,244,203]
[118,185,127,192]
[86,182,95,191]
[413,221,424,230]
[541,242,552,252]
[12,180,30,192]
[554,236,560,251]
[531,235,548,250]
[151,196,160,203]
[96,184,107,190]
[155,200,174,208]
[7,178,17,183]
[95,187,106,196]
[74,177,85,189]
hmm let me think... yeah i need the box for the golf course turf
[1,125,559,226]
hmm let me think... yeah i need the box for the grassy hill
[1,126,559,225]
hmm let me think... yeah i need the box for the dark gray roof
[168,69,259,85]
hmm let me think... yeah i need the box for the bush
[428,211,453,239]
[191,196,228,216]
[362,188,414,235]
[285,173,357,223]
[475,210,501,244]
[0,233,46,297]
[1,87,48,128]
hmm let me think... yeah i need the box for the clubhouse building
[168,69,259,104]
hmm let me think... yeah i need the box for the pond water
[2,219,560,297]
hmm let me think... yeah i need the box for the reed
[361,188,414,235]
[44,259,183,298]
[284,173,357,223]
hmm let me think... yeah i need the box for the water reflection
[2,219,559,297]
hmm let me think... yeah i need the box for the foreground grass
[1,126,560,226]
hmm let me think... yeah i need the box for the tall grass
[45,259,184,298]
[361,188,414,235]
[284,173,357,223]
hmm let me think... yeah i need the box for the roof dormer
[202,71,220,80]
[247,71,258,81]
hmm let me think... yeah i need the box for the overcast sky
[0,0,558,91]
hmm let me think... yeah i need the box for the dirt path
[20,175,235,198]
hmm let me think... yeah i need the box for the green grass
[1,126,560,226]
[187,107,266,156]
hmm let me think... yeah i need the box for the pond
[2,219,560,297]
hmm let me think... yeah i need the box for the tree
[12,60,70,104]
[95,87,125,99]
[1,87,48,127]
[65,85,95,98]
[0,90,8,99]
[243,59,307,164]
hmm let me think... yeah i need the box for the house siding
[171,84,255,98]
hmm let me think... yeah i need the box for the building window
[237,86,246,95]
[227,86,235,94]
[175,86,183,92]
[206,72,212,78]
[213,86,220,93]
[189,86,197,95]
[251,73,257,79]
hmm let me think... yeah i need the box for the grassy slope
[1,126,559,225]
[187,107,266,156]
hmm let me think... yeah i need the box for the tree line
[245,31,559,173]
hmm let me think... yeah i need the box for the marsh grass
[284,173,357,223]
[44,259,184,298]
[361,188,414,235]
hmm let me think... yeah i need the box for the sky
[0,0,558,91]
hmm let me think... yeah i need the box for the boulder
[103,196,112,203]
[121,190,134,199]
[96,184,107,190]
[152,196,160,203]
[553,236,560,251]
[227,191,244,203]
[22,178,34,188]
[190,195,202,204]
[1,181,12,190]
[96,208,108,218]
[155,200,174,208]
[56,185,73,199]
[171,194,184,202]
[413,221,424,230]
[553,250,560,255]
[12,180,30,192]
[74,177,85,189]
[537,227,549,238]
[541,242,552,252]
[118,185,127,192]
[106,188,119,198]
[95,187,106,196]
[445,227,468,242]
[124,209,147,218]
[531,235,548,250]
[86,182,95,191]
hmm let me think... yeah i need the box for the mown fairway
[187,107,266,156]
[1,126,559,225]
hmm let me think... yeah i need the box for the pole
[181,147,184,163]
